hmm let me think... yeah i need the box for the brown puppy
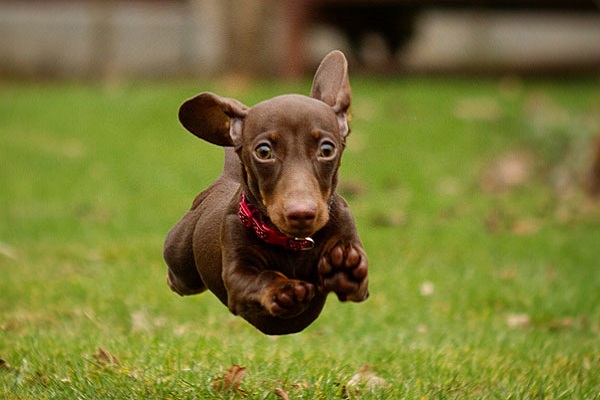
[164,51,368,335]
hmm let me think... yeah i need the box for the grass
[1,75,599,399]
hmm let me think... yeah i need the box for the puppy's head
[179,50,351,238]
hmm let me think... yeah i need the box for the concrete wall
[0,1,599,79]
[0,1,229,78]
[401,10,600,72]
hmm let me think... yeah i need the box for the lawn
[1,76,599,399]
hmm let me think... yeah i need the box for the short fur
[164,51,368,335]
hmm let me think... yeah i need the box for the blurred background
[1,0,599,80]
[2,2,600,397]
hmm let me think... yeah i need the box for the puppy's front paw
[262,279,315,318]
[319,243,369,302]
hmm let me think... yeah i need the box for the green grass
[1,76,599,399]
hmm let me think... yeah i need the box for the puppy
[164,50,368,335]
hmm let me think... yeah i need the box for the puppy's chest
[262,250,320,282]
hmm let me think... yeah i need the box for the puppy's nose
[285,203,316,224]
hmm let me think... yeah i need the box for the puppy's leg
[317,198,369,302]
[318,242,369,302]
[224,267,315,319]
[260,272,316,317]
[164,208,206,296]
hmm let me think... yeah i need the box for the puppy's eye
[255,144,273,160]
[318,141,336,159]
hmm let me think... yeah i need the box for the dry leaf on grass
[274,387,290,399]
[511,219,541,236]
[548,316,588,331]
[213,364,246,393]
[130,310,167,333]
[420,281,435,297]
[480,152,534,194]
[0,359,10,370]
[0,241,18,260]
[497,268,519,282]
[272,380,308,399]
[291,381,309,390]
[506,313,531,329]
[344,364,390,395]
[92,347,120,367]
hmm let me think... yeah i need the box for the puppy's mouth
[240,192,324,250]
[270,207,329,240]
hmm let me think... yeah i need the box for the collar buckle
[289,237,315,251]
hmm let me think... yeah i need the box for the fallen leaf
[547,318,575,331]
[497,268,518,281]
[0,241,18,260]
[0,319,20,332]
[173,325,187,336]
[213,364,246,392]
[480,152,534,193]
[274,387,290,399]
[511,219,541,236]
[547,316,588,331]
[291,381,310,390]
[131,311,152,332]
[130,310,167,333]
[506,313,530,329]
[344,365,390,395]
[92,347,119,367]
[420,281,435,297]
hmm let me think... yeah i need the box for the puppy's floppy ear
[178,92,248,147]
[310,50,351,138]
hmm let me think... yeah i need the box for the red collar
[238,192,315,251]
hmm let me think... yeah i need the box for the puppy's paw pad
[265,280,315,318]
[319,243,369,302]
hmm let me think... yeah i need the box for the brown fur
[163,51,368,335]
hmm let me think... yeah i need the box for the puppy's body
[164,52,368,335]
